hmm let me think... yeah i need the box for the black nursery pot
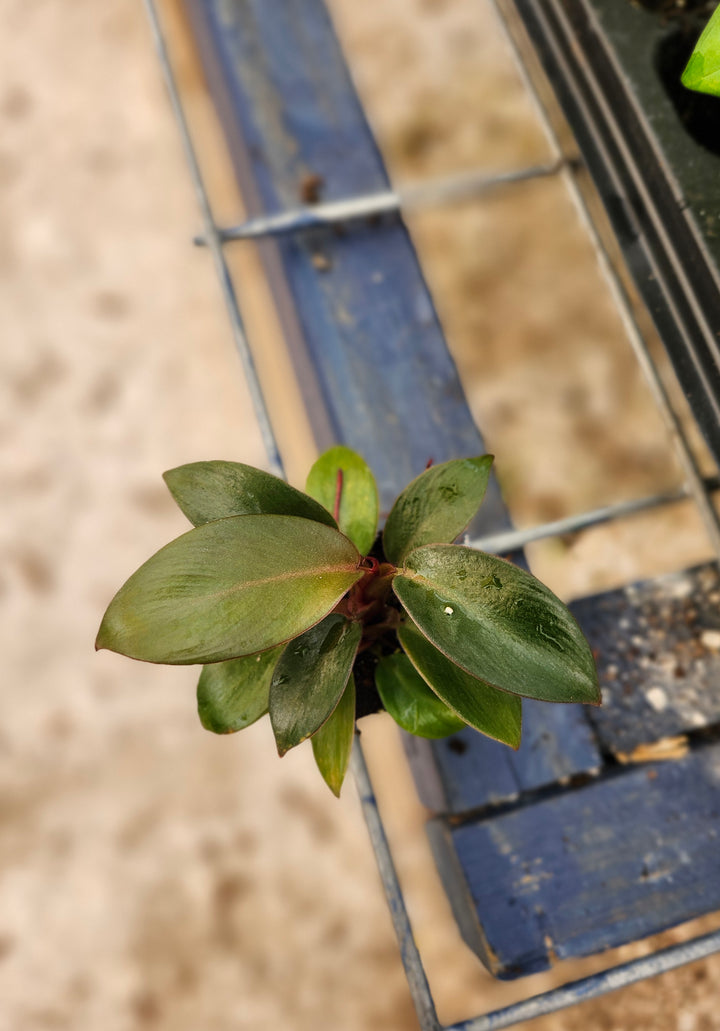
[502,0,720,463]
[591,0,720,212]
[353,648,385,719]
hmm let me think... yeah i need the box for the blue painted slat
[429,740,720,979]
[184,0,601,805]
[571,561,720,757]
[186,0,498,515]
[405,550,720,813]
[404,701,600,814]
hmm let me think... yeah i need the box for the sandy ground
[2,0,720,1029]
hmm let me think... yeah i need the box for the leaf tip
[681,53,704,91]
[94,619,111,653]
[581,678,602,707]
[161,466,181,492]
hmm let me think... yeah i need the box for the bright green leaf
[163,460,337,528]
[96,515,362,664]
[682,6,720,97]
[397,621,521,747]
[305,446,379,555]
[270,614,361,756]
[197,645,283,734]
[393,545,599,705]
[311,674,356,796]
[383,456,493,566]
[375,652,467,739]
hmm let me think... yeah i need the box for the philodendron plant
[97,448,599,796]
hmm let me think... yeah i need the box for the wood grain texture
[571,562,720,756]
[405,700,600,814]
[429,740,720,979]
[185,0,505,520]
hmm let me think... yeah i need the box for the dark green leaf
[375,652,467,739]
[197,645,283,733]
[311,674,356,796]
[682,7,720,97]
[270,614,361,756]
[393,545,599,705]
[383,456,493,565]
[96,515,362,664]
[397,621,521,747]
[305,446,379,555]
[163,460,337,528]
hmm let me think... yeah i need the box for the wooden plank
[404,701,600,814]
[429,739,720,979]
[184,0,601,803]
[571,562,720,759]
[185,0,501,516]
[405,558,720,813]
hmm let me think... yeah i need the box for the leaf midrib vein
[180,563,361,603]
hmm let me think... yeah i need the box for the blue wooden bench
[160,0,720,994]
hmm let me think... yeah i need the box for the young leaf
[96,515,362,664]
[163,460,337,528]
[375,652,467,739]
[311,674,356,796]
[270,614,361,756]
[305,446,379,555]
[397,620,521,748]
[682,6,720,97]
[197,645,283,734]
[393,545,599,705]
[383,456,493,566]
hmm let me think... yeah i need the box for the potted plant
[97,447,599,796]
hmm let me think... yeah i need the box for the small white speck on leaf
[444,606,454,615]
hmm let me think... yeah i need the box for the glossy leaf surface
[383,456,493,565]
[393,545,599,704]
[305,446,379,555]
[375,651,467,739]
[163,460,336,528]
[96,515,362,664]
[311,674,356,796]
[682,7,720,97]
[270,614,361,756]
[197,645,283,733]
[397,621,521,747]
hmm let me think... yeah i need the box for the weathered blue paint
[571,561,720,755]
[184,0,500,517]
[405,700,600,814]
[429,739,720,979]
